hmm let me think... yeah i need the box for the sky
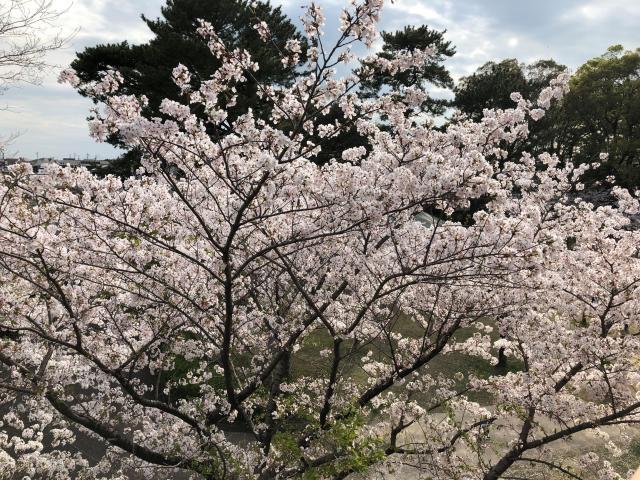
[1,0,639,159]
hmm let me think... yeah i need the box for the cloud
[568,0,640,24]
[0,0,161,159]
[386,0,446,24]
[53,0,158,43]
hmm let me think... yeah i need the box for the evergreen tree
[563,46,640,187]
[454,49,640,188]
[312,25,456,165]
[454,58,568,159]
[72,0,306,175]
[360,25,456,116]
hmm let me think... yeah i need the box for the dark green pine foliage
[360,25,456,116]
[454,59,529,120]
[72,0,306,176]
[454,58,567,120]
[312,25,456,165]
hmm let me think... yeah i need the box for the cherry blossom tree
[1,1,640,479]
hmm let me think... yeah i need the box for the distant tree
[563,45,640,187]
[454,58,568,154]
[360,25,456,116]
[454,59,528,121]
[0,0,71,151]
[312,25,455,165]
[71,0,306,175]
[455,49,640,188]
[447,59,568,225]
[0,0,70,90]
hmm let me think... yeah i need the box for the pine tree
[71,0,306,175]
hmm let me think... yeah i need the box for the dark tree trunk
[496,334,507,370]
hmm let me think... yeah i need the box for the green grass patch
[290,314,523,406]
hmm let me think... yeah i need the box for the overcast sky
[2,0,639,159]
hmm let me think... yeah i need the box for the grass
[165,309,518,407]
[290,314,522,406]
[591,434,640,477]
[505,435,640,480]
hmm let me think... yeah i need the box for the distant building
[61,157,83,167]
[0,157,116,174]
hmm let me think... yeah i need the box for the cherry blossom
[1,1,639,479]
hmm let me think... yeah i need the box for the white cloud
[0,0,160,158]
[569,0,640,23]
[386,0,446,23]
